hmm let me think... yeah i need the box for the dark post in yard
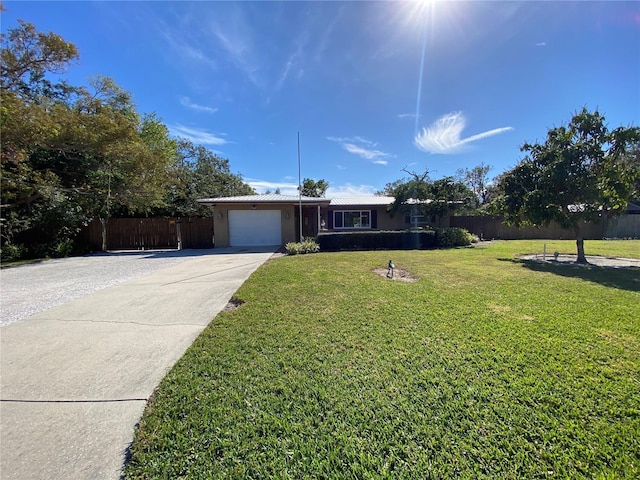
[387,260,395,278]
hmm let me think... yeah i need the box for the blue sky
[3,1,639,196]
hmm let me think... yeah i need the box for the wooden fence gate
[81,217,214,251]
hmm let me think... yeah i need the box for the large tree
[386,168,474,227]
[1,68,179,253]
[456,162,492,208]
[0,19,79,99]
[1,19,211,256]
[494,108,640,263]
[158,139,254,217]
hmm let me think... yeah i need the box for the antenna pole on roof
[298,132,303,241]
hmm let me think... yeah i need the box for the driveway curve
[2,250,219,327]
[0,247,276,479]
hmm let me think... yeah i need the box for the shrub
[51,239,75,258]
[1,238,83,262]
[318,231,437,251]
[435,227,473,248]
[285,242,301,255]
[285,237,320,255]
[317,228,473,251]
[0,242,26,262]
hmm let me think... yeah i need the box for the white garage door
[228,210,282,246]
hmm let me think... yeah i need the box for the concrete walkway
[0,248,276,479]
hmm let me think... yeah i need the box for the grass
[124,240,640,479]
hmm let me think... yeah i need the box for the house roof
[197,194,396,207]
[197,194,331,205]
[329,196,394,206]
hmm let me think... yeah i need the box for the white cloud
[327,136,392,164]
[327,183,377,197]
[245,179,378,197]
[168,124,229,145]
[180,97,218,113]
[536,42,547,47]
[414,112,513,154]
[246,179,299,196]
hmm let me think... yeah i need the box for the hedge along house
[197,194,410,247]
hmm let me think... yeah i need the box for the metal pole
[298,132,303,241]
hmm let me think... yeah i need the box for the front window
[334,210,371,229]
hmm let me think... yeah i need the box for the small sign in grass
[124,240,640,479]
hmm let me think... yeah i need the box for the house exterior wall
[281,205,297,244]
[208,202,409,248]
[211,204,297,247]
[375,208,408,230]
[321,206,407,232]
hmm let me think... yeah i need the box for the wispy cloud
[180,97,218,114]
[397,113,421,119]
[212,25,263,88]
[536,42,547,47]
[414,112,513,154]
[169,124,229,145]
[327,136,393,164]
[275,32,308,91]
[154,15,218,71]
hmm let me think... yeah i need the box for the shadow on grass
[499,258,640,292]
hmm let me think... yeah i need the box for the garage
[228,210,282,247]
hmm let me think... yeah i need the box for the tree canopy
[493,108,640,263]
[0,18,252,259]
[385,169,474,227]
[456,162,492,209]
[300,178,329,197]
[157,140,254,218]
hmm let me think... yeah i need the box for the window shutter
[371,209,377,229]
[328,211,333,229]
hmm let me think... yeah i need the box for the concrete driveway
[0,247,276,479]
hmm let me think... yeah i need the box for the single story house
[197,194,441,247]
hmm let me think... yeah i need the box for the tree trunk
[574,226,587,264]
[100,217,107,252]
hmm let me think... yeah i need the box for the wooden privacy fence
[604,215,640,238]
[450,216,608,240]
[81,217,214,251]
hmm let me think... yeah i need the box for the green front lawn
[124,240,640,479]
